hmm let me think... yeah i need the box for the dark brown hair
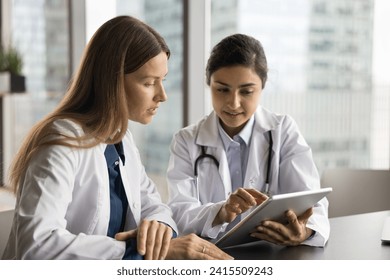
[206,33,268,88]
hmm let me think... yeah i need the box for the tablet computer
[214,187,332,249]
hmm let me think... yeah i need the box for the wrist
[212,206,225,227]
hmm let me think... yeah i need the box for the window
[11,0,70,106]
[1,0,70,185]
[3,0,388,190]
[211,0,390,174]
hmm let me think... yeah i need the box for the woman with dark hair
[167,34,329,247]
[2,16,232,260]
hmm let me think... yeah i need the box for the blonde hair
[8,16,170,193]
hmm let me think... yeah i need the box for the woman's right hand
[213,188,268,226]
[165,233,233,260]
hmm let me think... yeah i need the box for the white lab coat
[167,107,329,247]
[2,119,177,260]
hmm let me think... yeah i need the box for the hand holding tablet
[214,188,332,248]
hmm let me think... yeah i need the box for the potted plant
[0,46,26,93]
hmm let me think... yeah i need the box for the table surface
[224,210,390,260]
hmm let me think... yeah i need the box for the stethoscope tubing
[193,130,273,195]
[194,146,219,177]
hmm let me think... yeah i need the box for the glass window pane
[11,0,69,109]
[1,0,70,185]
[115,0,183,201]
[211,0,390,174]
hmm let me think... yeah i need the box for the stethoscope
[193,130,273,198]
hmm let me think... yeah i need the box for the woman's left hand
[115,219,173,259]
[250,208,314,246]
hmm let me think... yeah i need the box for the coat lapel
[196,112,232,194]
[243,128,269,188]
[244,108,281,190]
[120,138,140,229]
